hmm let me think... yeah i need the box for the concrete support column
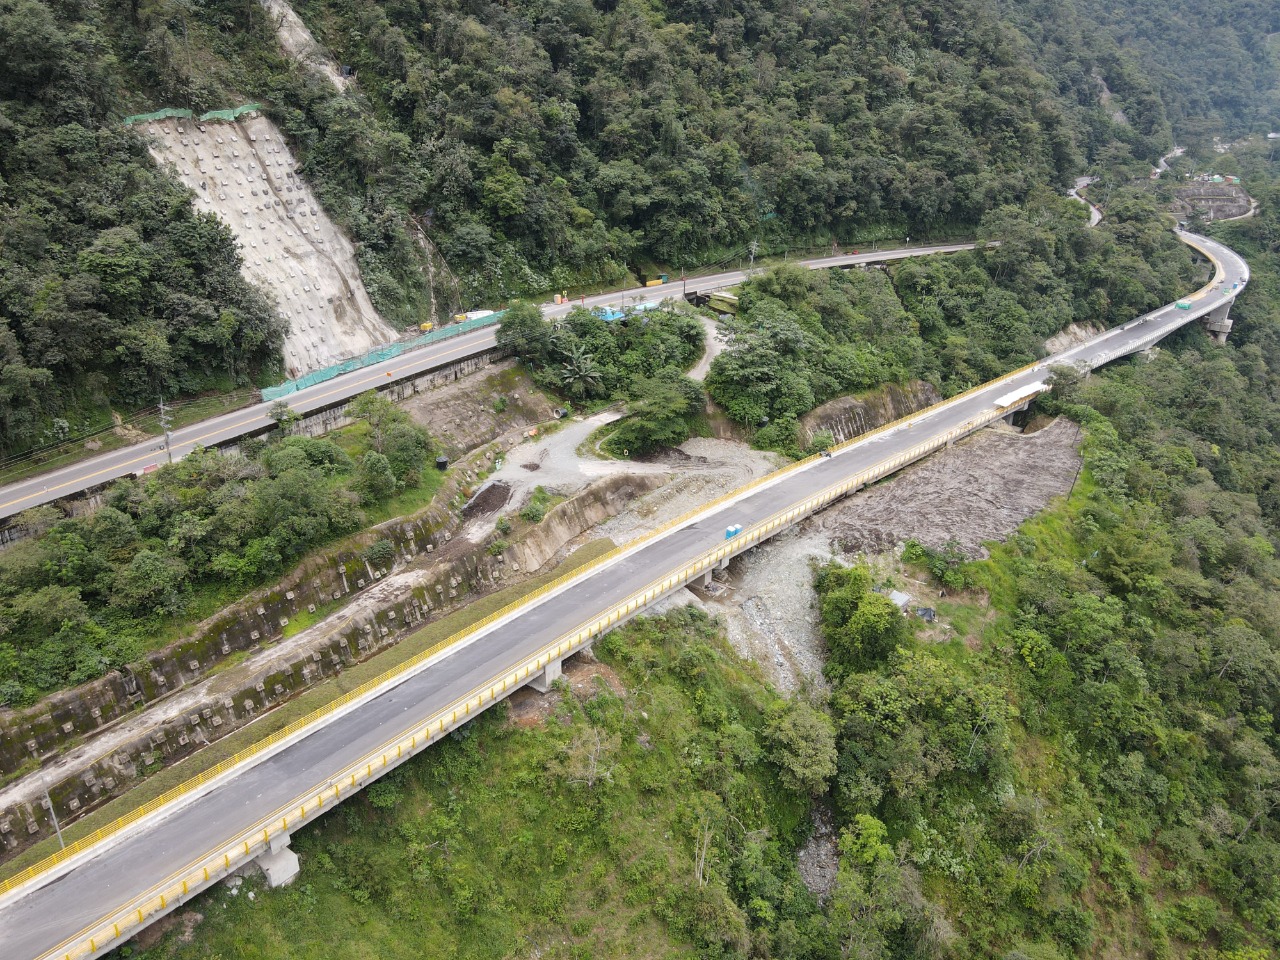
[528,656,563,694]
[1201,301,1233,343]
[254,836,300,888]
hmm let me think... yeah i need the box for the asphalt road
[0,243,978,522]
[0,231,1247,960]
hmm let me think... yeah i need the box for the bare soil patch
[504,654,626,728]
[400,361,556,457]
[462,480,510,519]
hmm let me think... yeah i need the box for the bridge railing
[7,229,1243,960]
[0,324,1069,910]
[38,388,1043,960]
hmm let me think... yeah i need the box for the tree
[355,451,398,505]
[110,549,187,616]
[269,400,300,432]
[559,341,605,399]
[765,696,838,796]
[830,817,907,960]
[347,391,403,452]
[824,591,907,678]
[495,302,552,368]
[608,372,703,456]
[558,726,619,790]
[383,422,434,484]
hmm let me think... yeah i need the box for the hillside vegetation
[0,392,438,705]
[3,0,1275,453]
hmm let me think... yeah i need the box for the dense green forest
[703,187,1194,452]
[0,392,437,706]
[1007,0,1280,147]
[3,0,1275,453]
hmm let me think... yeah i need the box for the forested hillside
[1009,0,1280,146]
[6,0,1273,453]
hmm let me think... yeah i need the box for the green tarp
[198,103,262,122]
[122,108,193,126]
[261,313,504,401]
[122,103,261,126]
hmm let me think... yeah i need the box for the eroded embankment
[681,420,1083,692]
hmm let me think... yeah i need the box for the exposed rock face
[799,381,942,446]
[258,0,350,92]
[143,113,396,376]
[1044,322,1103,355]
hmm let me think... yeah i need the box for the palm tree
[559,342,604,398]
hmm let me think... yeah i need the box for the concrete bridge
[0,229,1248,960]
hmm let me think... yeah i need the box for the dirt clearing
[596,438,785,545]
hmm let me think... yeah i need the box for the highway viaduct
[0,243,979,528]
[0,229,1249,960]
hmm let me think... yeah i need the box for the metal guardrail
[28,386,1042,960]
[0,347,1053,908]
[8,231,1240,960]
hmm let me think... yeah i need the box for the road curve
[0,230,1247,960]
[0,244,977,523]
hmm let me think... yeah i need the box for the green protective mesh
[122,103,261,126]
[198,103,262,122]
[261,313,503,401]
[121,108,194,125]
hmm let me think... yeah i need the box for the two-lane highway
[0,230,1247,960]
[0,243,979,522]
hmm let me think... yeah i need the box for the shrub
[520,486,555,523]
[364,540,395,566]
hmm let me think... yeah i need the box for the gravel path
[689,314,727,382]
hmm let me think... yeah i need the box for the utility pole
[158,398,174,464]
[748,239,759,273]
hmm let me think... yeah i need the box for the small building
[914,607,937,623]
[888,590,912,613]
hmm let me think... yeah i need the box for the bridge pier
[527,656,564,693]
[1201,301,1233,343]
[254,835,300,888]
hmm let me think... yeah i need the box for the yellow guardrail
[12,230,1240,960]
[38,393,1032,960]
[0,342,1051,907]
